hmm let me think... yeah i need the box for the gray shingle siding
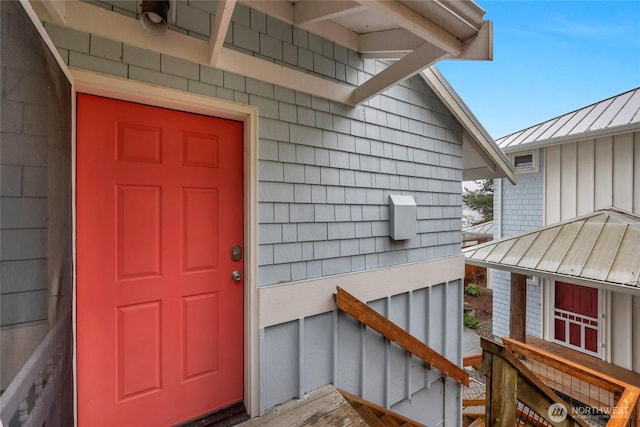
[1,48,50,326]
[492,149,544,338]
[46,4,464,287]
[44,3,468,419]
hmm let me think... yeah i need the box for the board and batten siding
[261,280,463,426]
[544,132,640,222]
[543,131,640,371]
[44,1,467,423]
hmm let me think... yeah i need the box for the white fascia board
[435,0,486,32]
[422,66,515,183]
[460,20,493,61]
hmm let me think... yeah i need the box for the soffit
[33,0,506,181]
[34,0,492,106]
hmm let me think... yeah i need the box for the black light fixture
[140,0,170,34]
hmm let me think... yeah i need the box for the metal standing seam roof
[462,220,494,238]
[497,87,640,152]
[463,209,640,295]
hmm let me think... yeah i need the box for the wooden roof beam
[209,0,236,67]
[352,42,449,105]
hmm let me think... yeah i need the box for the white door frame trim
[71,69,261,417]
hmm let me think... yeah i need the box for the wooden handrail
[463,353,482,369]
[334,286,469,387]
[463,398,485,407]
[607,387,640,427]
[503,337,625,394]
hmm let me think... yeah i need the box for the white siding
[635,132,640,212]
[613,133,634,211]
[610,292,633,369]
[545,145,561,224]
[560,143,577,220]
[576,139,595,215]
[544,132,640,221]
[543,131,640,370]
[594,137,614,211]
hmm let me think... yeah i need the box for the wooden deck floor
[238,384,425,427]
[238,385,368,427]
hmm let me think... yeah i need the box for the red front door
[77,95,244,426]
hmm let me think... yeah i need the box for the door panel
[77,95,244,426]
[553,281,599,356]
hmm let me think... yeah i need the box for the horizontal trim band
[259,255,464,328]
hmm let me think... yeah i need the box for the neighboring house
[462,220,493,248]
[0,1,513,426]
[462,220,493,287]
[465,87,640,370]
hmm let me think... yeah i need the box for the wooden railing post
[481,337,592,427]
[490,355,517,426]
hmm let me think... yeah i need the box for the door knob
[231,271,241,282]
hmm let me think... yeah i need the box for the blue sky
[437,0,640,140]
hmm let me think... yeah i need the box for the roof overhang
[498,87,640,153]
[464,208,640,296]
[501,122,640,155]
[33,0,507,181]
[33,0,493,107]
[421,68,515,183]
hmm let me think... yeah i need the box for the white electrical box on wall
[389,195,417,240]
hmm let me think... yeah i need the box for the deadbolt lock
[230,245,242,262]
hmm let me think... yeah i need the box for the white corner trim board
[258,255,465,328]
